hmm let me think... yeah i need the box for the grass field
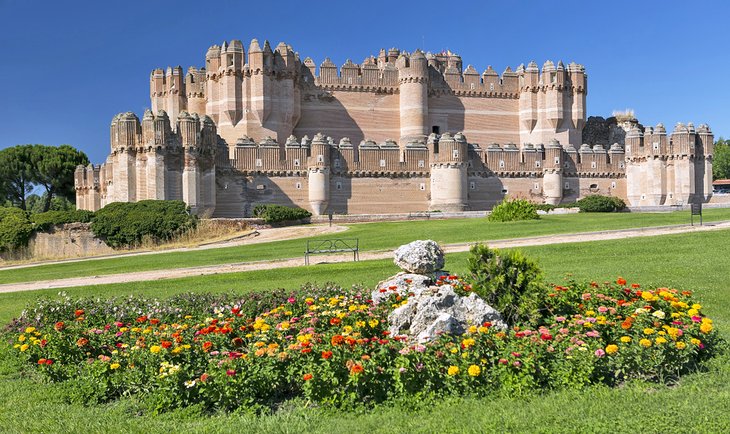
[1,228,729,432]
[2,208,730,285]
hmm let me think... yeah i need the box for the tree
[0,145,34,210]
[0,144,89,212]
[713,138,730,181]
[32,145,89,212]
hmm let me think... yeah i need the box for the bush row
[252,204,312,223]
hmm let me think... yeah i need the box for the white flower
[184,380,196,388]
[652,310,666,319]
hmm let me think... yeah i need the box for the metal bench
[305,239,359,265]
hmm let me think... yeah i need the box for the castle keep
[75,39,714,216]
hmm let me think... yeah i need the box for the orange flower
[136,316,148,323]
[54,321,64,332]
[349,364,364,375]
[202,341,213,351]
[621,319,633,330]
[303,373,313,381]
[616,277,627,286]
[321,350,333,359]
[160,340,172,349]
[331,335,345,346]
[330,317,342,326]
[150,318,160,325]
[76,337,88,347]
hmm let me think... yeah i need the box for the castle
[75,39,715,216]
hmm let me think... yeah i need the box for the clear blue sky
[1,0,728,164]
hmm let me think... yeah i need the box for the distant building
[76,39,714,216]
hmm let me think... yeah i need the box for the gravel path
[1,221,728,294]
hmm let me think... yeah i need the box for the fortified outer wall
[76,38,714,215]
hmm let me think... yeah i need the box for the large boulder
[386,282,507,343]
[393,240,444,274]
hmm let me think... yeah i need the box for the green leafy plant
[575,195,626,213]
[488,198,540,222]
[0,207,33,251]
[252,204,312,223]
[90,200,195,248]
[466,244,544,325]
[30,210,95,232]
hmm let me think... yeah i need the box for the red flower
[321,350,333,359]
[482,322,492,328]
[631,283,641,289]
[349,364,364,375]
[45,359,53,365]
[616,277,627,286]
[331,335,344,346]
[345,337,356,346]
[136,316,148,323]
[540,333,553,341]
[330,317,342,326]
[54,321,65,331]
[38,359,47,365]
[160,341,172,349]
[200,373,209,382]
[301,348,312,354]
[498,358,508,365]
[303,373,313,381]
[232,337,243,347]
[150,318,160,325]
[202,341,213,351]
[226,369,236,376]
[74,309,84,317]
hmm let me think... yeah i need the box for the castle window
[256,184,266,190]
[554,157,560,165]
[294,158,300,167]
[501,188,508,195]
[419,183,426,191]
[641,194,646,200]
[653,142,660,151]
[590,183,598,191]
[317,154,324,163]
[334,158,341,168]
[619,162,625,169]
[452,150,459,159]
[295,182,301,189]
[535,161,541,168]
[470,83,476,90]
[379,159,386,167]
[591,161,597,169]
[418,160,425,168]
[489,83,495,91]
[499,160,505,168]
[432,126,440,135]
[611,181,616,189]
[470,181,476,190]
[564,182,570,190]
[534,183,540,190]
[336,181,342,190]
[255,159,262,167]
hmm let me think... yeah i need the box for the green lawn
[2,208,730,285]
[1,226,729,432]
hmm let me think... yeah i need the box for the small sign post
[691,202,703,226]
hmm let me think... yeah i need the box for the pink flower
[691,316,702,323]
[598,306,608,313]
[595,349,606,358]
[582,293,592,300]
[513,361,522,367]
[585,330,599,338]
[555,316,566,323]
[287,297,296,304]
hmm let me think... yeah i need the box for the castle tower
[646,124,668,205]
[697,124,714,202]
[670,123,695,204]
[624,125,643,206]
[110,112,141,203]
[429,132,468,211]
[219,40,244,128]
[248,39,271,129]
[518,61,539,135]
[165,66,186,124]
[568,62,586,131]
[307,133,330,215]
[150,69,166,115]
[186,67,207,116]
[141,109,167,200]
[398,50,429,146]
[178,111,201,214]
[542,139,563,205]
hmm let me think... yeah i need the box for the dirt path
[1,221,728,294]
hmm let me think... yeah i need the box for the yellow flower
[461,338,475,349]
[24,327,36,334]
[700,323,713,334]
[20,344,29,352]
[620,336,632,343]
[279,321,290,330]
[18,335,26,342]
[448,366,460,376]
[692,304,702,310]
[356,321,366,328]
[110,363,120,370]
[605,344,619,355]
[691,338,701,346]
[343,325,353,335]
[701,317,713,325]
[368,319,379,328]
[150,345,161,354]
[641,292,655,301]
[643,328,655,335]
[450,347,459,354]
[687,309,698,317]
[639,339,652,348]
[477,326,489,334]
[585,310,596,316]
[468,325,478,334]
[468,365,481,377]
[676,342,687,350]
[655,337,667,345]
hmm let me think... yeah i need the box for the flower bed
[6,278,721,412]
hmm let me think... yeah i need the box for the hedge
[0,207,33,251]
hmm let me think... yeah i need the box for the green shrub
[252,204,312,223]
[535,204,556,212]
[576,195,626,213]
[31,210,95,232]
[90,200,196,248]
[488,198,540,222]
[0,207,33,251]
[466,244,544,325]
